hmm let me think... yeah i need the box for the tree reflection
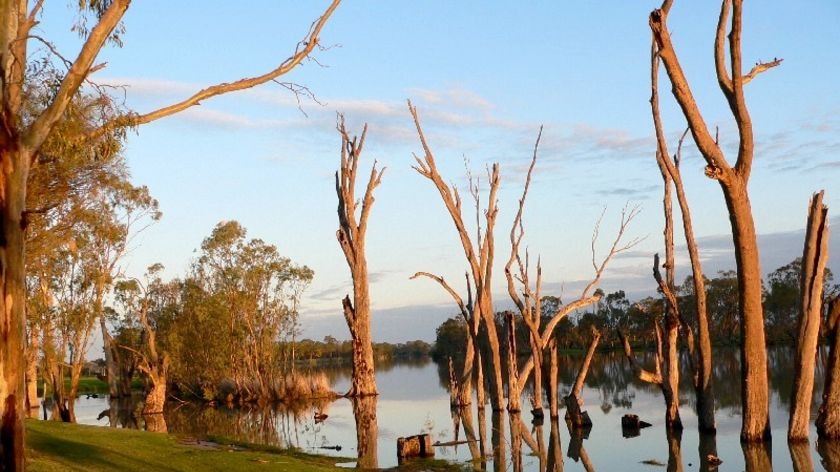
[565,420,595,472]
[788,440,814,472]
[452,406,483,467]
[741,441,772,472]
[545,418,563,472]
[492,410,507,472]
[666,428,683,472]
[351,395,378,469]
[97,396,141,429]
[697,432,718,472]
[817,439,840,472]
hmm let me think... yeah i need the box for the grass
[39,377,145,397]
[26,420,465,472]
[26,420,346,471]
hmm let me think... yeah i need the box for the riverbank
[25,420,461,471]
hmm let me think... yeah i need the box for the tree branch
[89,0,341,139]
[23,0,130,155]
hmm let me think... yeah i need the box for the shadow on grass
[27,422,181,472]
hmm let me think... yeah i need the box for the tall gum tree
[649,0,781,442]
[0,1,341,468]
[335,116,383,397]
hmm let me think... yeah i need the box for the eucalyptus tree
[23,62,129,411]
[174,221,313,402]
[113,264,178,432]
[0,1,341,466]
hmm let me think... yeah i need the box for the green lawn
[26,420,348,471]
[26,420,464,471]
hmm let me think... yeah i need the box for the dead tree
[650,0,782,441]
[409,101,506,411]
[650,38,715,432]
[788,191,830,441]
[410,271,479,407]
[503,129,543,414]
[619,256,683,431]
[818,297,840,439]
[565,327,601,428]
[335,117,384,397]
[0,1,342,468]
[512,205,641,414]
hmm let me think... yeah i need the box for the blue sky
[36,1,840,342]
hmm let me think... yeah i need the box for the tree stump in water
[621,414,652,438]
[397,434,434,459]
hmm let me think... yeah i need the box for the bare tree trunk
[100,317,121,398]
[619,313,681,429]
[789,191,829,441]
[0,158,28,470]
[335,118,383,398]
[650,42,715,432]
[727,182,771,441]
[458,331,475,406]
[530,337,544,415]
[505,312,521,413]
[698,432,719,472]
[662,314,682,430]
[565,328,600,428]
[25,326,39,417]
[547,339,559,419]
[650,0,780,441]
[411,271,476,407]
[817,297,840,439]
[410,102,505,411]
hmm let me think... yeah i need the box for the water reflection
[63,347,840,471]
[790,440,815,472]
[351,396,378,469]
[817,439,840,471]
[741,441,772,472]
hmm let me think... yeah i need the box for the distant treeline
[291,337,432,364]
[433,257,837,362]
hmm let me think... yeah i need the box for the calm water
[66,347,839,471]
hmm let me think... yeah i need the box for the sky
[34,1,840,343]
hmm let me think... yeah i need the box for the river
[65,347,837,471]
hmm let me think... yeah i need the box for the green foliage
[160,221,314,401]
[763,257,836,344]
[433,257,836,354]
[293,338,431,364]
[431,317,468,362]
